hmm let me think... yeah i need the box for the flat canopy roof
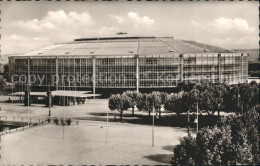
[9,91,47,97]
[52,90,100,98]
[8,90,100,98]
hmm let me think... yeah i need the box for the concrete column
[28,58,30,91]
[25,58,31,106]
[79,58,81,87]
[136,55,139,92]
[218,54,221,83]
[179,54,183,83]
[24,91,31,106]
[46,91,52,107]
[92,57,96,99]
[55,57,59,90]
[74,58,76,90]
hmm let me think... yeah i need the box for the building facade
[9,36,248,95]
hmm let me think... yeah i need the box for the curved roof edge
[74,36,157,41]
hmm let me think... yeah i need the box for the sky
[1,1,259,54]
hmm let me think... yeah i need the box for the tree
[0,78,6,91]
[238,83,259,114]
[164,94,176,115]
[159,92,169,118]
[224,85,239,114]
[178,82,196,92]
[183,89,199,130]
[151,91,162,118]
[136,93,154,116]
[136,92,144,111]
[195,83,227,116]
[224,83,259,115]
[186,89,199,112]
[242,105,260,163]
[123,90,139,116]
[3,64,9,82]
[218,105,260,164]
[172,105,260,165]
[212,84,227,116]
[172,134,197,165]
[108,94,131,121]
[164,92,188,119]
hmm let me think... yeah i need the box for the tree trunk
[132,107,134,116]
[206,110,210,115]
[149,110,151,116]
[207,110,215,116]
[241,102,243,115]
[120,111,123,121]
[159,108,161,118]
[218,110,220,117]
[177,112,181,121]
[187,110,190,125]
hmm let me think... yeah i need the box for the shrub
[47,117,51,123]
[66,119,71,125]
[172,134,197,165]
[53,118,59,125]
[60,118,65,126]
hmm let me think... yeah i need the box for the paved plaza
[0,98,189,165]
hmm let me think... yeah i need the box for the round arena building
[9,35,248,97]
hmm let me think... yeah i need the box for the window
[146,58,157,65]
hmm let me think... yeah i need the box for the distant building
[9,36,248,96]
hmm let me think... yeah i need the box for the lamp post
[187,109,190,135]
[196,102,199,133]
[48,83,51,116]
[106,106,108,144]
[152,102,155,147]
[27,78,30,128]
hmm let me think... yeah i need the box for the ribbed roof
[20,36,237,57]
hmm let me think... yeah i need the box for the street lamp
[48,83,51,116]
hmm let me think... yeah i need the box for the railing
[0,116,50,135]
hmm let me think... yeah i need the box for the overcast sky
[1,1,258,54]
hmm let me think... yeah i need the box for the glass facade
[96,56,136,87]
[139,55,180,87]
[57,58,93,87]
[9,53,248,90]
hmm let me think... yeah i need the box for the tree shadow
[89,112,139,117]
[144,154,173,164]
[78,111,220,128]
[89,112,112,116]
[144,145,178,164]
[161,145,176,152]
